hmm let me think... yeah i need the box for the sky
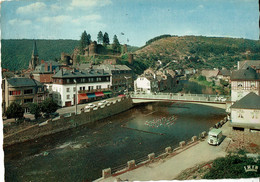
[1,0,259,46]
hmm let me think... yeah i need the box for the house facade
[93,64,133,94]
[134,76,158,94]
[52,68,111,107]
[230,67,260,102]
[230,92,260,131]
[3,77,48,113]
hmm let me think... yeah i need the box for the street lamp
[74,79,77,115]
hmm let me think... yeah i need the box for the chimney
[45,62,48,71]
[50,62,53,72]
[41,60,45,64]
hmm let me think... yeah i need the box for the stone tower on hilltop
[29,40,39,70]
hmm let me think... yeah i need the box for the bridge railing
[129,92,229,103]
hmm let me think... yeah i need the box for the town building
[52,68,111,107]
[230,92,260,131]
[2,77,48,113]
[134,76,158,94]
[230,66,260,102]
[201,69,219,82]
[237,60,260,72]
[32,60,62,90]
[93,64,133,94]
[217,68,231,82]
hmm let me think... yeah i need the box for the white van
[208,128,223,145]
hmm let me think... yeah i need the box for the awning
[95,92,104,97]
[103,91,112,95]
[87,93,96,98]
[78,94,88,103]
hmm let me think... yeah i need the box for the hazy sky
[1,0,259,46]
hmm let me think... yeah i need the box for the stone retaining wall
[4,97,133,147]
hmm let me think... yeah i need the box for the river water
[4,102,226,181]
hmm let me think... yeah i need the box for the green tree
[79,30,88,54]
[112,35,121,53]
[87,34,91,46]
[5,102,24,121]
[28,103,41,119]
[40,98,59,116]
[103,32,110,45]
[97,31,103,44]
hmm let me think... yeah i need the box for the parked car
[85,103,96,110]
[98,100,110,106]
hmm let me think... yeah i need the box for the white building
[230,92,260,131]
[52,68,111,107]
[230,67,260,102]
[134,76,158,94]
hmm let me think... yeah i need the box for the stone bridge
[130,92,229,109]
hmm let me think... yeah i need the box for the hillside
[133,36,260,70]
[1,39,79,71]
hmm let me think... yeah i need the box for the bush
[40,98,59,116]
[5,102,24,121]
[197,75,206,81]
[28,103,41,119]
[203,154,260,179]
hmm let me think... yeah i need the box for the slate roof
[231,67,260,80]
[239,60,260,70]
[230,92,260,109]
[218,69,230,76]
[52,69,110,78]
[7,77,43,87]
[33,61,61,73]
[93,64,131,74]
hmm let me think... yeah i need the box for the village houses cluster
[2,41,260,133]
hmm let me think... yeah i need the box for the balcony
[78,88,111,94]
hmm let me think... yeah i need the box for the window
[67,95,70,99]
[67,79,70,83]
[88,86,93,91]
[81,78,85,82]
[24,89,33,94]
[88,78,94,82]
[107,85,110,89]
[73,87,76,92]
[67,88,70,92]
[96,85,101,89]
[9,90,21,95]
[106,77,109,81]
[24,98,33,103]
[97,77,101,81]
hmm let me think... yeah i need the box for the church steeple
[29,40,39,70]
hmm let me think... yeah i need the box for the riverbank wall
[4,97,133,147]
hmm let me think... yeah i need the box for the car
[98,100,110,106]
[85,103,96,110]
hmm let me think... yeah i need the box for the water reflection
[5,102,226,182]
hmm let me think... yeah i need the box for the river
[4,102,226,181]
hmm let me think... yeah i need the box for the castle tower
[29,40,39,70]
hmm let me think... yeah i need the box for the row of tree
[79,30,121,53]
[5,98,59,122]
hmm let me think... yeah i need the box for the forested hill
[1,39,79,71]
[134,35,260,70]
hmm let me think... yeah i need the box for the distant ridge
[134,35,260,70]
